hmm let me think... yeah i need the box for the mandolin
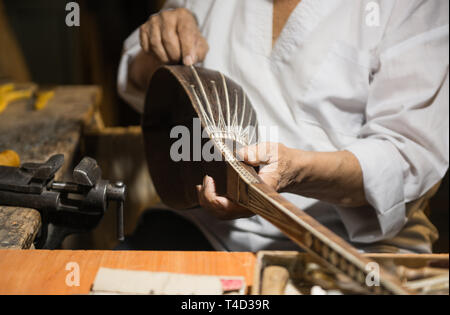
[142,65,410,295]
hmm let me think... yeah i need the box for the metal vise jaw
[0,155,126,248]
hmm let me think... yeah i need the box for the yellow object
[34,90,55,111]
[0,150,20,167]
[0,87,33,114]
[0,83,14,95]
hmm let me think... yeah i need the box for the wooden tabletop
[0,86,99,249]
[0,250,256,295]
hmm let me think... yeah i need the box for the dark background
[2,0,164,126]
[1,0,448,252]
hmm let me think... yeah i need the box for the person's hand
[197,142,367,216]
[139,8,209,65]
[196,175,254,220]
[196,143,305,221]
[238,143,304,192]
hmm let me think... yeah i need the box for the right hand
[139,8,209,66]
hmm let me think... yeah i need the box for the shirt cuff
[338,138,408,242]
[117,30,146,113]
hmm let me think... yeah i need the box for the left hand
[197,143,304,220]
[196,175,253,220]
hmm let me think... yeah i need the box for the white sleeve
[339,0,449,242]
[117,0,188,113]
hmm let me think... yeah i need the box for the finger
[177,21,198,65]
[196,184,207,207]
[197,177,220,210]
[139,24,150,52]
[196,184,203,201]
[238,144,271,166]
[214,195,238,210]
[197,176,254,220]
[199,176,230,208]
[194,36,209,62]
[147,17,170,63]
[201,176,250,211]
[160,11,182,62]
[258,166,280,189]
[202,175,219,203]
[140,27,160,63]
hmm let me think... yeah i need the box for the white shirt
[118,0,449,253]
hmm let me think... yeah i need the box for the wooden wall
[2,0,160,126]
[0,0,30,82]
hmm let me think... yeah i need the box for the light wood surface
[0,250,256,295]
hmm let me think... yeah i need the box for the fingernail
[184,55,194,66]
[204,175,214,186]
[196,185,202,192]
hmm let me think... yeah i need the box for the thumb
[238,143,273,166]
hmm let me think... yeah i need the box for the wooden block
[0,207,41,249]
[261,266,289,295]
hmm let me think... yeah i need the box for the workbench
[0,250,256,295]
[0,86,99,249]
[0,250,447,295]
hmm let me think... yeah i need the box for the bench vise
[0,154,125,249]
